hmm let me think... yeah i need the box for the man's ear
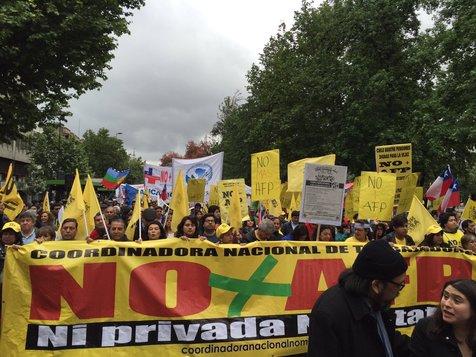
[371,279,383,295]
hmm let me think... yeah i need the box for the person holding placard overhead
[346,220,371,243]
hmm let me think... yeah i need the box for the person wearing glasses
[308,239,410,357]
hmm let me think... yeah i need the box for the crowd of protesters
[1,195,476,356]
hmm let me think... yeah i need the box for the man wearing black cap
[308,239,410,357]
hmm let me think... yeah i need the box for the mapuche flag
[101,168,129,189]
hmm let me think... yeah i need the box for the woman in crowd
[144,220,166,240]
[317,225,335,241]
[373,222,387,240]
[175,216,199,239]
[36,211,55,228]
[36,226,56,243]
[461,234,476,253]
[1,222,22,279]
[241,215,256,237]
[164,214,174,238]
[346,220,371,243]
[410,279,476,356]
[419,225,450,248]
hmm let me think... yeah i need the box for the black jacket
[308,282,410,356]
[409,317,465,357]
[383,232,416,246]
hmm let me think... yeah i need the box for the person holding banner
[175,216,199,239]
[18,211,37,245]
[346,220,371,243]
[419,225,450,248]
[461,235,476,253]
[244,219,276,243]
[383,214,416,246]
[308,240,410,356]
[409,279,476,356]
[144,220,166,240]
[56,218,78,241]
[440,212,464,246]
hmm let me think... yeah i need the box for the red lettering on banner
[129,261,211,317]
[416,257,472,302]
[29,263,116,320]
[285,259,346,310]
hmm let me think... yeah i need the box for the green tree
[26,125,89,182]
[213,0,475,187]
[126,155,145,184]
[0,0,144,143]
[82,128,129,176]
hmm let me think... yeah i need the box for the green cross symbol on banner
[208,255,291,317]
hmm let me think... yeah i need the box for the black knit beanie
[352,240,407,281]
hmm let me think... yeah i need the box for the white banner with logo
[143,164,172,201]
[172,152,224,199]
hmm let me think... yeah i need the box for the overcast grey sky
[67,0,303,163]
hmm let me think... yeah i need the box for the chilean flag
[425,166,453,201]
[439,180,461,212]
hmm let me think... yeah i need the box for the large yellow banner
[2,240,475,356]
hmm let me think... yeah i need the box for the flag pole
[82,211,89,237]
[99,210,111,240]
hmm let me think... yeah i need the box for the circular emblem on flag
[185,164,213,183]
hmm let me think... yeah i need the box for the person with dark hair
[410,279,476,356]
[88,213,108,240]
[175,216,199,239]
[439,212,464,246]
[201,213,218,243]
[37,211,55,228]
[57,218,78,241]
[207,205,221,221]
[346,220,371,243]
[317,225,335,241]
[373,222,388,240]
[282,211,299,236]
[144,220,166,240]
[335,220,351,242]
[308,240,410,356]
[109,218,128,241]
[383,214,415,246]
[283,224,310,241]
[461,219,475,237]
[461,234,476,253]
[133,208,157,240]
[272,217,284,240]
[419,225,451,248]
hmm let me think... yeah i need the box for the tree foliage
[26,125,89,182]
[82,128,129,176]
[212,0,475,188]
[0,0,144,143]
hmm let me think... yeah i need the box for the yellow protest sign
[407,195,438,244]
[2,240,475,356]
[251,149,281,201]
[462,198,476,221]
[375,143,412,204]
[218,179,248,223]
[187,178,206,203]
[358,172,396,221]
[344,189,354,220]
[351,176,361,213]
[280,182,292,209]
[397,173,419,214]
[415,187,424,203]
[263,198,283,217]
[208,184,219,206]
[287,154,336,192]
